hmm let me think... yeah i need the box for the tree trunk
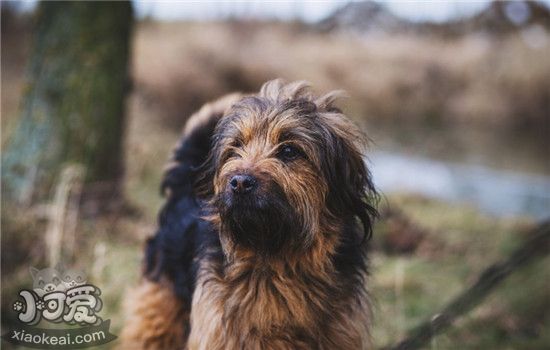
[2,1,133,205]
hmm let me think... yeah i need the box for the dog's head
[200,80,377,257]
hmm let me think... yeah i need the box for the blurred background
[2,1,549,348]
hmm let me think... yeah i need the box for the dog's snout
[229,174,257,194]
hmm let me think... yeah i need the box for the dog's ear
[194,112,231,199]
[319,113,378,241]
[194,148,217,199]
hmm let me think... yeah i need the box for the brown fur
[121,80,376,349]
[120,279,188,350]
[187,252,371,350]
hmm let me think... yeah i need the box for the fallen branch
[383,220,550,350]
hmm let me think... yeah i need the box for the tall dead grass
[133,21,550,132]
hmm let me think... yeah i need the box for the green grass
[371,194,547,349]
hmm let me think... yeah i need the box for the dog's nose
[229,174,257,194]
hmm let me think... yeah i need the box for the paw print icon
[36,300,45,311]
[13,301,24,312]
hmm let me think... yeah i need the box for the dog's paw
[36,300,45,311]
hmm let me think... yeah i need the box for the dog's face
[202,81,376,256]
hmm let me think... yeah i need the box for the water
[370,151,550,220]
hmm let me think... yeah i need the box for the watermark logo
[2,263,116,349]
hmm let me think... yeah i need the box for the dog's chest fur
[188,252,370,350]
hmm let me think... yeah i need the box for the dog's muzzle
[217,174,302,255]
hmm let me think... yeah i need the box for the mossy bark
[2,1,133,204]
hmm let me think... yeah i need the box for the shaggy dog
[120,79,378,349]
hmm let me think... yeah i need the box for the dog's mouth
[215,182,302,255]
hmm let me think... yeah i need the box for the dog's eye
[277,145,301,162]
[227,139,243,159]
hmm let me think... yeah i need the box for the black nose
[229,174,257,194]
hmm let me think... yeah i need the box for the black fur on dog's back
[144,95,241,304]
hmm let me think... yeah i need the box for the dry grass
[132,21,550,132]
